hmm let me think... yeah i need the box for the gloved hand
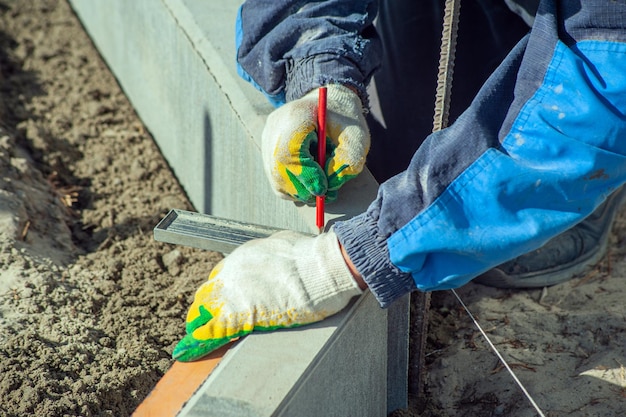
[262,84,370,203]
[173,229,363,362]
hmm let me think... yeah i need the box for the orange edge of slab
[132,342,234,417]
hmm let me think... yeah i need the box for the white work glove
[173,229,363,362]
[262,84,370,203]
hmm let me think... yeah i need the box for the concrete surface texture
[69,0,379,233]
[68,0,409,415]
[180,293,387,417]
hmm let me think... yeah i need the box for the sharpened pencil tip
[318,226,324,235]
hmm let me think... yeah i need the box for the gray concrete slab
[180,292,387,417]
[68,0,409,415]
[68,0,378,233]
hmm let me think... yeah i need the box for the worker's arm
[236,1,381,202]
[335,1,626,307]
[174,2,382,362]
[340,241,367,290]
[236,0,381,107]
[175,1,626,362]
[173,230,362,362]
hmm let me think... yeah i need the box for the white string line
[450,289,547,417]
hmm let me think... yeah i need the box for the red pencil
[316,87,327,234]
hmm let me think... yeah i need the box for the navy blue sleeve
[335,0,626,307]
[235,0,382,107]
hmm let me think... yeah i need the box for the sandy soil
[0,1,625,417]
[0,1,221,416]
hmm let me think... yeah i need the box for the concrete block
[68,0,377,233]
[181,292,387,417]
[68,0,409,415]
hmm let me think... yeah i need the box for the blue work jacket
[237,0,626,307]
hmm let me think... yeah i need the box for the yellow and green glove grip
[261,84,370,203]
[173,230,363,362]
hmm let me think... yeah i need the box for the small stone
[162,249,182,268]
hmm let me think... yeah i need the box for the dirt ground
[0,1,221,416]
[0,1,625,417]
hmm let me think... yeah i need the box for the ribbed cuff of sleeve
[334,212,416,308]
[285,53,369,109]
[295,230,363,314]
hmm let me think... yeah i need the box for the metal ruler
[154,209,287,254]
